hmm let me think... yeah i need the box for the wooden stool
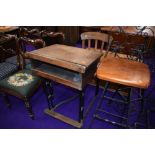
[90,27,153,128]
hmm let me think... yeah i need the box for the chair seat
[0,69,41,98]
[97,56,150,89]
[0,62,18,80]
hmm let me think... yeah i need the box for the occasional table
[26,44,102,128]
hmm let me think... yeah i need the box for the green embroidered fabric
[0,69,41,97]
[8,73,34,87]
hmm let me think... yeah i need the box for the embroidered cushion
[0,69,41,97]
[0,62,18,80]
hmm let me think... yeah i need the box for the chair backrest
[18,37,46,69]
[19,27,40,39]
[108,26,155,62]
[0,34,18,62]
[0,34,20,66]
[81,32,113,54]
[18,37,46,52]
[19,27,65,45]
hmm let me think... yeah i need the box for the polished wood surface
[27,44,101,73]
[27,44,101,90]
[97,56,150,89]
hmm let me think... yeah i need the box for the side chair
[0,37,43,119]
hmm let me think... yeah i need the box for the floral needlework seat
[0,69,41,98]
[0,69,41,119]
[8,72,34,87]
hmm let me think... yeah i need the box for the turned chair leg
[24,98,34,120]
[89,81,109,128]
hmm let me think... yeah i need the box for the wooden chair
[0,34,18,62]
[0,35,20,80]
[19,27,65,46]
[80,32,113,88]
[81,31,113,56]
[89,27,153,128]
[0,37,42,119]
[5,37,46,70]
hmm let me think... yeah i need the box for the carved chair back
[18,37,45,69]
[109,26,154,62]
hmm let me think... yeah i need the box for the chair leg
[24,98,34,120]
[134,89,146,129]
[89,81,109,128]
[140,89,145,114]
[126,88,132,127]
[119,88,131,126]
[146,109,151,129]
[2,93,11,109]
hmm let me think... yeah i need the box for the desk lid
[27,44,102,73]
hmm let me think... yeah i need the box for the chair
[81,31,113,55]
[0,35,20,80]
[5,37,46,70]
[0,34,18,62]
[81,31,127,59]
[88,27,153,128]
[0,48,19,81]
[19,27,65,46]
[80,31,113,91]
[0,37,42,119]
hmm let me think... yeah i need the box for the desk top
[101,26,155,37]
[27,44,102,73]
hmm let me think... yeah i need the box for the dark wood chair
[0,35,20,80]
[19,27,65,46]
[0,34,18,63]
[0,37,42,119]
[5,37,46,70]
[89,27,153,128]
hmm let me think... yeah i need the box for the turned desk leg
[79,90,84,125]
[42,80,54,110]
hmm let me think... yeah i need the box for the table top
[27,44,102,73]
[101,26,155,37]
[0,26,19,33]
